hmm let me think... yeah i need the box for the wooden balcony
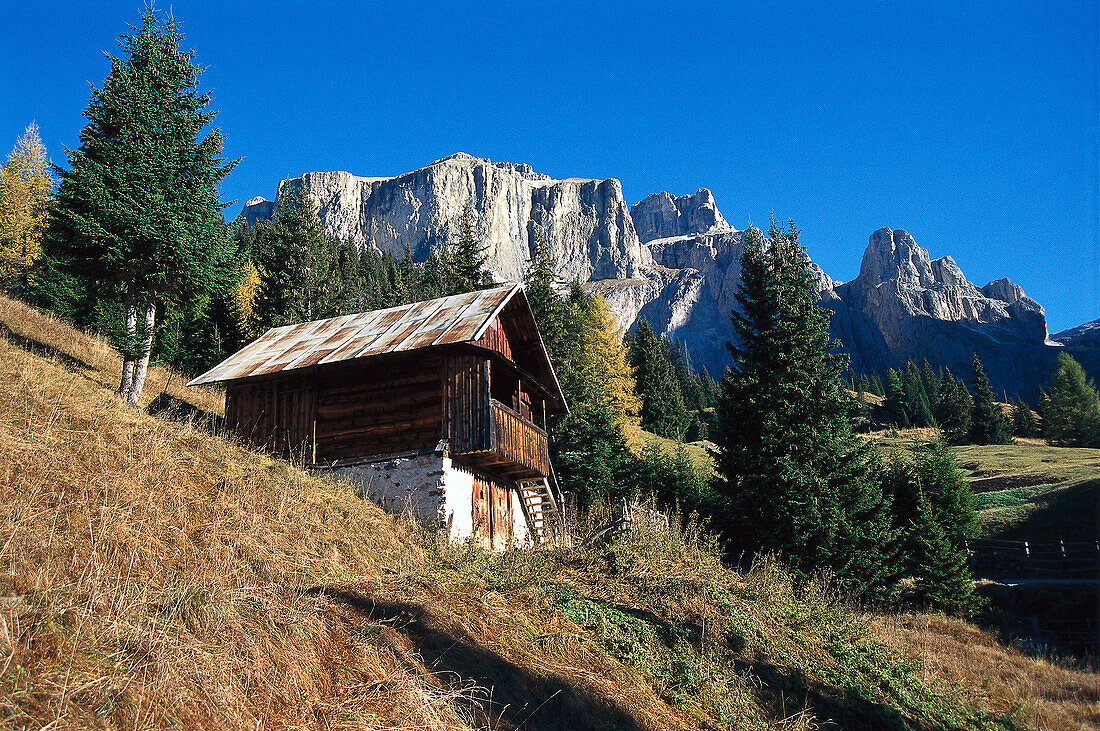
[487,399,551,477]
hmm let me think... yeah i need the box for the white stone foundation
[321,452,530,548]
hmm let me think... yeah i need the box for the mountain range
[242,153,1092,398]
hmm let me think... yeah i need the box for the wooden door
[489,480,514,549]
[472,478,491,548]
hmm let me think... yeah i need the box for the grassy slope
[1,295,1097,729]
[871,429,1099,544]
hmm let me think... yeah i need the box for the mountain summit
[243,155,1064,395]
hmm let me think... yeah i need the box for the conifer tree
[523,225,568,361]
[573,294,641,433]
[446,202,492,295]
[909,493,981,614]
[251,186,337,329]
[885,368,910,427]
[712,220,895,593]
[1043,353,1100,447]
[969,354,1012,445]
[921,359,942,412]
[630,319,691,439]
[1011,397,1040,438]
[869,372,886,397]
[937,368,973,444]
[0,123,53,293]
[46,10,237,405]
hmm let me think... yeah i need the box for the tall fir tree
[250,186,337,330]
[446,202,492,295]
[969,354,1012,445]
[630,319,691,439]
[1011,397,1040,438]
[712,220,895,594]
[1043,353,1100,447]
[46,10,237,405]
[937,368,973,444]
[885,368,910,427]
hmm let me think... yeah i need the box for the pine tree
[921,359,942,413]
[909,493,981,614]
[551,403,636,509]
[573,293,641,433]
[630,319,691,439]
[1043,353,1100,447]
[885,368,910,427]
[969,354,1012,445]
[446,202,492,295]
[0,123,53,294]
[1011,397,1040,438]
[251,186,338,329]
[914,441,976,545]
[524,224,569,363]
[937,368,973,444]
[712,220,895,593]
[869,372,886,397]
[46,10,237,406]
[698,366,720,409]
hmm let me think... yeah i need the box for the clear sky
[2,1,1097,332]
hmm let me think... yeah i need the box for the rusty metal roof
[188,284,522,386]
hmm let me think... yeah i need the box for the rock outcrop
[630,189,729,243]
[243,155,1067,396]
[242,153,650,284]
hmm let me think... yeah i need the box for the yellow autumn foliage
[576,293,641,434]
[0,123,53,288]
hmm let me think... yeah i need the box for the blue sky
[2,1,1097,331]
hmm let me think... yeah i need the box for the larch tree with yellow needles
[0,123,53,294]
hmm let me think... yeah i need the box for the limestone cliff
[242,153,650,284]
[243,155,1065,395]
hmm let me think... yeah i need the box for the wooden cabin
[188,284,568,548]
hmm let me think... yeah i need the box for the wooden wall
[442,353,490,453]
[314,353,444,461]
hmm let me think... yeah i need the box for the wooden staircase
[518,476,567,546]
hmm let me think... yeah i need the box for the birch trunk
[117,287,137,397]
[125,296,157,407]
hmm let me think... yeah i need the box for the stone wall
[321,451,529,547]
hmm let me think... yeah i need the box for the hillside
[1,295,1097,729]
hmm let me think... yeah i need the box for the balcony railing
[487,399,551,477]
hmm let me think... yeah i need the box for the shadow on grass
[146,391,224,434]
[306,586,646,731]
[0,323,100,374]
[742,661,938,731]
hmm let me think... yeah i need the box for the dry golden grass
[2,295,1098,729]
[868,613,1100,730]
[0,293,223,415]
[0,306,697,728]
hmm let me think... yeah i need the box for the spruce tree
[523,224,568,361]
[712,220,895,594]
[251,185,338,329]
[869,372,886,397]
[937,368,973,444]
[446,202,492,295]
[1044,353,1100,447]
[1011,397,1040,438]
[969,354,1012,445]
[909,493,981,614]
[630,319,691,439]
[46,10,237,405]
[885,369,910,427]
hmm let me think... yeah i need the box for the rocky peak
[857,227,936,287]
[631,188,730,243]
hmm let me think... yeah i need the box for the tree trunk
[117,287,137,398]
[125,295,157,407]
